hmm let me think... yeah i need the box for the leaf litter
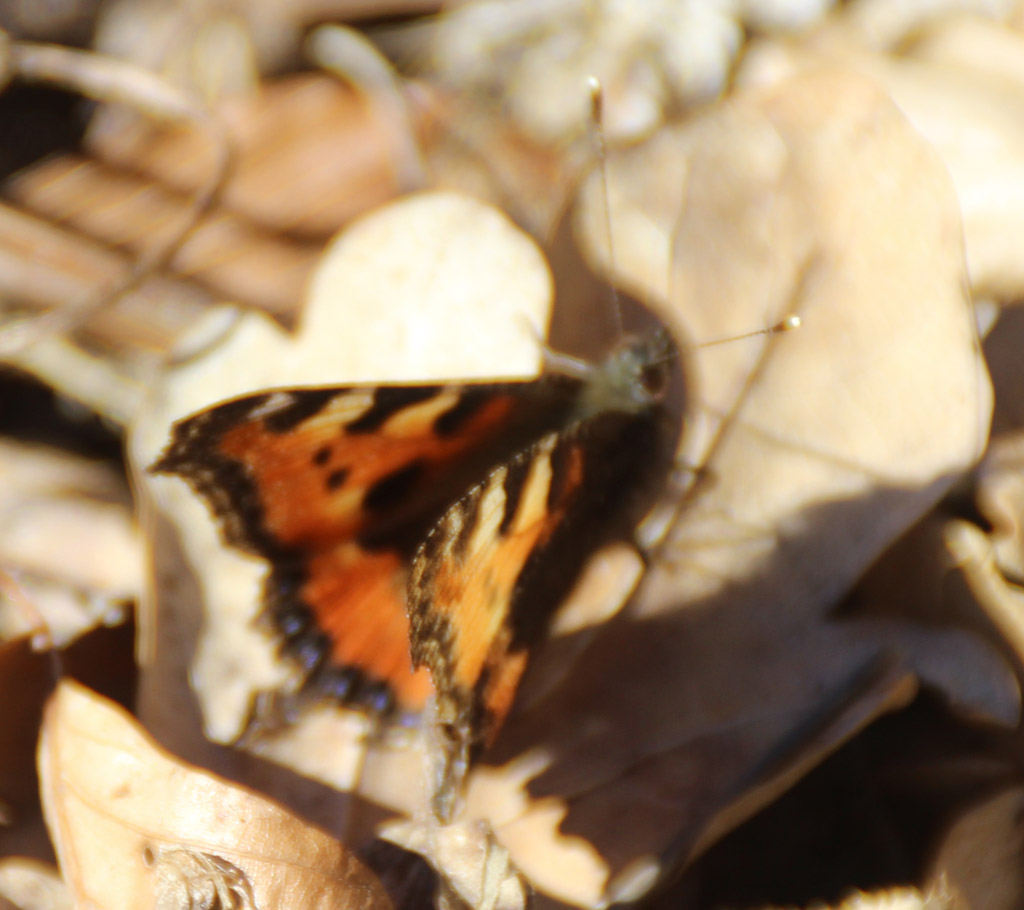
[0,2,1023,909]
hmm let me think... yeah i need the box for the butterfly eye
[639,362,669,397]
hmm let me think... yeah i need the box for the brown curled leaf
[39,680,392,910]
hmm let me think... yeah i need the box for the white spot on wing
[248,391,297,420]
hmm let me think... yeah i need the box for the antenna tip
[587,76,603,118]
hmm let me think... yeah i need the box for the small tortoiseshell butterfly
[152,326,681,815]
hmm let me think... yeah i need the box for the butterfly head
[576,327,676,419]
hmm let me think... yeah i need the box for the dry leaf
[791,885,958,910]
[0,621,134,859]
[381,817,528,910]
[472,69,992,907]
[39,679,392,910]
[4,8,1023,910]
[976,431,1024,582]
[0,858,70,910]
[9,156,321,318]
[985,305,1024,437]
[0,439,137,642]
[416,0,828,146]
[6,75,404,324]
[87,74,409,238]
[837,0,1016,51]
[930,787,1024,910]
[0,73,415,423]
[738,13,1024,302]
[0,437,134,849]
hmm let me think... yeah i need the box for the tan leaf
[381,816,528,910]
[38,679,392,910]
[487,69,992,906]
[738,15,1024,302]
[0,73,413,422]
[930,787,1024,910]
[976,431,1024,582]
[0,440,138,643]
[984,305,1024,437]
[0,858,70,910]
[0,622,134,860]
[89,74,408,238]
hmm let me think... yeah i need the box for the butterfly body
[152,326,681,807]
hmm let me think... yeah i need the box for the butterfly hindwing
[408,336,680,815]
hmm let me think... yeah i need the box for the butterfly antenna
[697,255,821,348]
[586,76,624,341]
[696,314,802,348]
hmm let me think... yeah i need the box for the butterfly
[152,326,682,817]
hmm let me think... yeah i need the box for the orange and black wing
[408,400,675,816]
[152,380,584,714]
